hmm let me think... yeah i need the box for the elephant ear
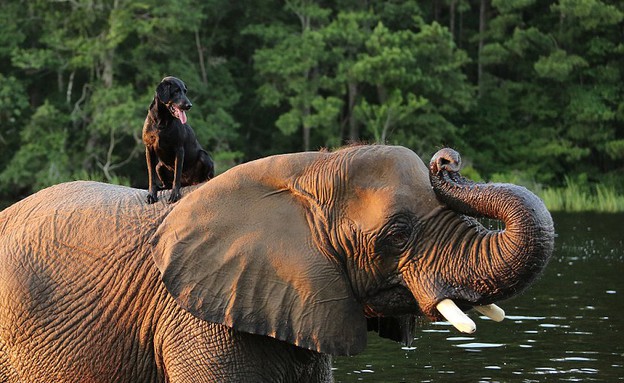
[150,154,367,356]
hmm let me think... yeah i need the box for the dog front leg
[146,147,160,204]
[168,147,184,203]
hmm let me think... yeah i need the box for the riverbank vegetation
[541,179,624,213]
[0,1,622,211]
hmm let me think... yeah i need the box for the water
[333,213,624,382]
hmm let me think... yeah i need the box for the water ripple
[455,342,505,348]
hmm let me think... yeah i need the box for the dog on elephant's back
[142,76,215,204]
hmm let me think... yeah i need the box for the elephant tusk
[474,304,505,322]
[436,299,476,334]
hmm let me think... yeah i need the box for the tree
[321,9,374,143]
[467,0,624,184]
[1,0,244,196]
[0,74,29,177]
[351,20,473,153]
[0,101,72,193]
[248,1,334,151]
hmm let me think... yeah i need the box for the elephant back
[0,181,182,380]
[0,181,170,246]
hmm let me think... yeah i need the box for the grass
[489,172,624,213]
[539,177,624,213]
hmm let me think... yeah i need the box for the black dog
[142,76,214,204]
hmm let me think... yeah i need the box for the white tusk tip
[436,299,477,334]
[456,321,477,334]
[474,304,505,322]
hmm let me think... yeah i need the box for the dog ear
[156,81,170,104]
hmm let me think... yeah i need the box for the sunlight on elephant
[0,145,554,382]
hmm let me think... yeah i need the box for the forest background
[1,0,623,211]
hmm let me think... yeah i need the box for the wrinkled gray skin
[0,145,554,382]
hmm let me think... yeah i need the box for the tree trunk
[102,49,114,88]
[449,0,456,41]
[478,0,488,98]
[195,29,208,86]
[348,82,359,143]
[381,112,392,144]
[432,0,440,22]
[303,101,311,151]
[458,4,464,49]
[66,70,75,105]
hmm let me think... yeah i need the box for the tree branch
[195,29,208,85]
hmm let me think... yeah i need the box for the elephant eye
[386,229,410,248]
[383,222,413,250]
[379,213,417,253]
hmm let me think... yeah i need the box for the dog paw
[168,191,181,204]
[147,193,159,204]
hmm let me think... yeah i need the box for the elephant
[0,145,554,382]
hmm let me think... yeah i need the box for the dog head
[155,76,193,124]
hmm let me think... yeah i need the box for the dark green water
[333,213,624,382]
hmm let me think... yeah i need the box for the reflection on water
[333,213,624,382]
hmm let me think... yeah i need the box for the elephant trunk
[405,148,555,332]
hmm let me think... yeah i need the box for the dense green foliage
[1,0,622,209]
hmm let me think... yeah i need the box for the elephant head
[151,144,555,356]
